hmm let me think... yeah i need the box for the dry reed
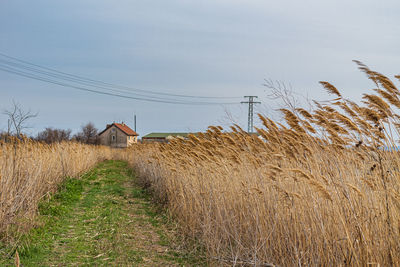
[118,64,400,266]
[0,139,113,234]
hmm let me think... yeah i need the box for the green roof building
[142,132,197,143]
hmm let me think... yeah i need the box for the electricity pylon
[241,96,261,133]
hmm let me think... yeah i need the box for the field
[1,64,400,266]
[120,65,400,266]
[0,140,113,234]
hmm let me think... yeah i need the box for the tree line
[1,122,100,144]
[36,123,99,144]
[1,101,100,144]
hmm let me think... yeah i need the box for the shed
[98,123,139,148]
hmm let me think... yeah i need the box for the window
[111,128,116,133]
[112,135,116,141]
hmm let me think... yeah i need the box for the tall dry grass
[121,64,400,266]
[0,139,113,233]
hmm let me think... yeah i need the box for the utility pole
[241,96,261,133]
[134,114,137,132]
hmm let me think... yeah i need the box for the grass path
[0,160,204,266]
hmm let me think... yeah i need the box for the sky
[1,0,400,137]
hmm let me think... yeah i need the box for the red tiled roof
[99,123,139,136]
[114,123,138,136]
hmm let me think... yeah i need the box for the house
[142,132,197,143]
[98,122,139,148]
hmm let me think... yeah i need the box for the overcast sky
[1,0,399,136]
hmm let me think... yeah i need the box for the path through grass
[0,160,204,266]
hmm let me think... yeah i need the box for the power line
[0,59,210,103]
[0,65,239,105]
[0,52,242,100]
[0,52,241,105]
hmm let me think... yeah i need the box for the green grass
[0,160,205,266]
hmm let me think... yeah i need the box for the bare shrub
[36,128,72,143]
[73,122,99,145]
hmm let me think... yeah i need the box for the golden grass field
[2,62,400,265]
[121,63,400,266]
[0,140,113,234]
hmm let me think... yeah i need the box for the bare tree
[263,79,301,112]
[3,101,38,139]
[73,122,99,145]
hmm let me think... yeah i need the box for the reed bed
[0,140,113,233]
[121,64,400,266]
